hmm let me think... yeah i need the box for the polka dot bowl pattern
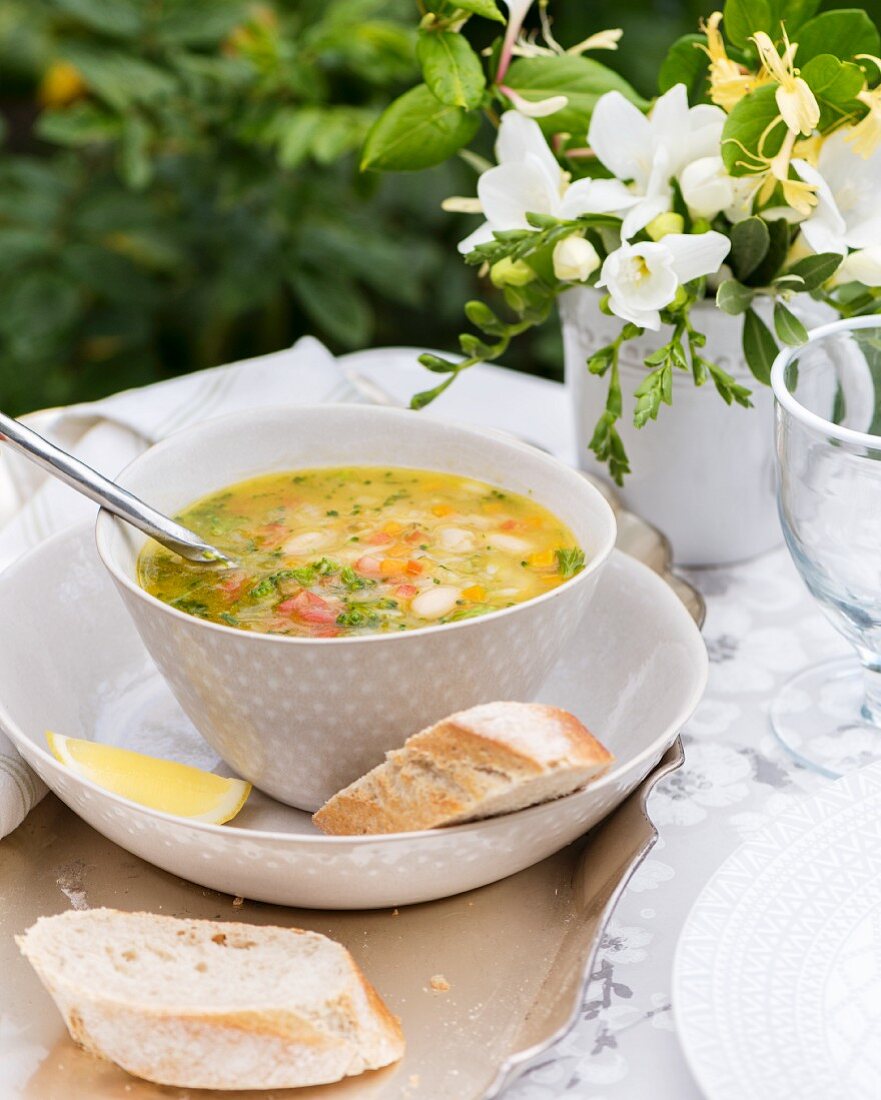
[0,522,706,910]
[95,405,618,810]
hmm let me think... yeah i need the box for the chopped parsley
[555,547,586,578]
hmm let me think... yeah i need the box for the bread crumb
[409,1073,420,1086]
[232,896,244,908]
[392,908,399,916]
[429,974,450,992]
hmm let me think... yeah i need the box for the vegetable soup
[138,467,585,638]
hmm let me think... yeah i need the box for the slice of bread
[16,909,404,1090]
[313,702,613,835]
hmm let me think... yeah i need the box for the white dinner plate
[0,523,706,909]
[674,762,881,1100]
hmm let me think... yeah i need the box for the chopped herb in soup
[138,467,585,638]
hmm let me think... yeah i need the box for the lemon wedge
[46,732,251,824]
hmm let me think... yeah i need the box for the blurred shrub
[0,0,466,413]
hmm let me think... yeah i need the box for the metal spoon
[0,410,234,566]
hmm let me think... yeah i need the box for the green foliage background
[2,0,880,414]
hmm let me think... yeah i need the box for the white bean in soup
[137,467,586,638]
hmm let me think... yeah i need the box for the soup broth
[138,467,585,638]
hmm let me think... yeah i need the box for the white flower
[454,112,636,255]
[794,129,881,255]
[552,235,600,281]
[596,231,731,329]
[588,84,726,239]
[679,154,744,219]
[835,246,881,286]
[648,742,751,827]
[497,0,535,81]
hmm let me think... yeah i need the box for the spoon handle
[0,411,231,564]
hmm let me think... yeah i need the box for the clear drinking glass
[771,316,881,777]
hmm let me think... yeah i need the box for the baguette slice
[313,701,613,835]
[16,909,404,1090]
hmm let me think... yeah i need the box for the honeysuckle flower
[752,29,819,136]
[833,246,881,286]
[500,84,568,118]
[846,63,881,157]
[699,12,765,111]
[794,129,881,254]
[497,0,535,82]
[587,84,726,239]
[509,7,621,60]
[552,235,600,281]
[451,111,637,255]
[596,231,731,330]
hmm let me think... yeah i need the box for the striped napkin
[0,336,360,838]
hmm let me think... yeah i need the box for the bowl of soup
[96,405,616,810]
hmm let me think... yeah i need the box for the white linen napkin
[0,336,360,838]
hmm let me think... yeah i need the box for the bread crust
[17,909,404,1089]
[313,702,613,835]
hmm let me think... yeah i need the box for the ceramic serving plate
[0,523,706,910]
[674,761,881,1100]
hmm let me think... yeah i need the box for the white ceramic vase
[560,287,836,566]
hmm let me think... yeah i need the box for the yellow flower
[38,61,87,107]
[757,130,818,217]
[845,60,881,157]
[752,29,820,136]
[699,12,764,112]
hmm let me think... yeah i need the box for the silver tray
[0,481,702,1100]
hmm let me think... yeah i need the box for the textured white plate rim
[94,402,617,647]
[672,760,881,1100]
[0,522,706,848]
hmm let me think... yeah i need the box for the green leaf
[504,56,646,138]
[730,217,770,281]
[794,10,881,65]
[801,54,865,105]
[722,84,786,176]
[784,252,843,290]
[52,0,143,38]
[742,308,779,384]
[723,0,773,49]
[453,0,505,22]
[360,84,480,171]
[61,44,177,110]
[746,218,791,286]
[118,115,152,190]
[36,103,122,146]
[289,270,373,348]
[716,279,755,315]
[659,34,709,100]
[417,31,485,109]
[774,301,809,346]
[778,0,821,31]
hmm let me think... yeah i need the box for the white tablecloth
[339,349,845,1100]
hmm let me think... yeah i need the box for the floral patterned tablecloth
[505,546,848,1099]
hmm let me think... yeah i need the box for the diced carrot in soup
[137,466,584,638]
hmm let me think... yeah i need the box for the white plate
[0,523,706,909]
[674,762,881,1100]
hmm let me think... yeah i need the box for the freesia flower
[552,236,600,281]
[449,112,637,255]
[752,29,819,136]
[699,12,765,111]
[679,156,737,218]
[794,129,881,254]
[597,231,731,330]
[587,84,726,239]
